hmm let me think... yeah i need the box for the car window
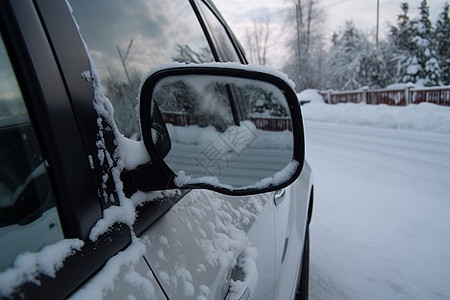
[0,34,64,272]
[196,0,241,62]
[70,0,216,138]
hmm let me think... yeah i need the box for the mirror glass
[150,74,294,189]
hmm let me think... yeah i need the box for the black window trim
[189,0,221,62]
[33,0,124,215]
[196,0,248,64]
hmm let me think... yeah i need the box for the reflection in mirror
[70,0,215,138]
[151,75,294,188]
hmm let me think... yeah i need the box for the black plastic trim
[308,186,314,224]
[34,0,120,215]
[199,0,248,64]
[190,0,220,61]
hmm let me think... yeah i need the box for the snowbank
[301,102,450,134]
[297,89,324,105]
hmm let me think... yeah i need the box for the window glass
[0,35,64,272]
[70,0,215,138]
[196,1,241,62]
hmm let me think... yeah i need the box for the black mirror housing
[150,102,171,159]
[139,63,305,196]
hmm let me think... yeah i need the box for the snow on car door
[139,189,276,299]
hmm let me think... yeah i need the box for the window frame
[194,0,248,64]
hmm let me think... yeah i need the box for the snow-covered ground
[301,102,450,299]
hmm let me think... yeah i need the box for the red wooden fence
[161,112,292,132]
[320,86,450,106]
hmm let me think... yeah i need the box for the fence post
[319,91,326,103]
[362,86,369,104]
[327,90,332,104]
[405,86,413,105]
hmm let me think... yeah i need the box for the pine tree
[435,2,450,85]
[389,1,441,86]
[418,0,432,36]
[415,0,441,86]
[389,3,421,84]
[390,3,414,51]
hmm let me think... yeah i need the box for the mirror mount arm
[120,162,176,198]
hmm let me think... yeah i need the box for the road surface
[304,121,450,300]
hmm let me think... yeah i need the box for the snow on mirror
[150,75,294,188]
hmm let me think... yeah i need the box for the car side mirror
[139,63,305,195]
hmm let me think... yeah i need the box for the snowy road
[304,121,450,300]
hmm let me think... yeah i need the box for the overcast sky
[214,0,447,35]
[213,0,447,66]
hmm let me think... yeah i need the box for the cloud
[70,0,213,81]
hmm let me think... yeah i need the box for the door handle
[274,189,286,206]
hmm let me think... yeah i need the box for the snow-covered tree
[435,2,450,85]
[389,1,441,86]
[418,0,433,37]
[326,22,390,90]
[389,3,421,84]
[389,3,414,51]
[240,84,289,117]
[415,0,441,86]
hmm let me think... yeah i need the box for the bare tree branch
[245,15,272,65]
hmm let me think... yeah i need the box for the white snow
[69,237,152,299]
[386,82,417,89]
[297,89,325,104]
[302,102,450,134]
[115,134,150,170]
[166,121,293,150]
[173,160,299,191]
[303,103,450,299]
[143,62,296,91]
[0,239,84,297]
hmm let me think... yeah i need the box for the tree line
[245,0,450,91]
